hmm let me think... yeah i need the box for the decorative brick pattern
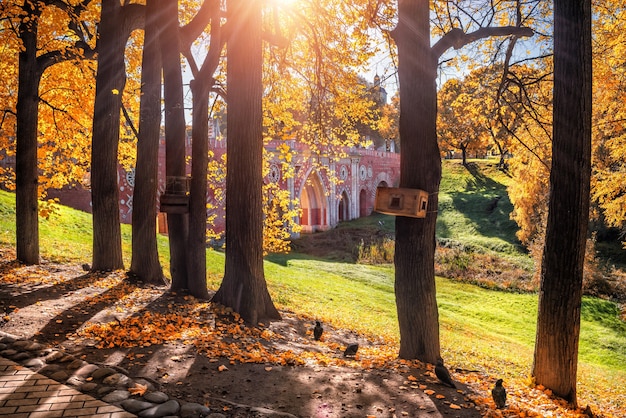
[0,357,135,418]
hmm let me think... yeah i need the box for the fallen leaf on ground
[128,383,147,396]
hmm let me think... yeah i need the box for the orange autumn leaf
[218,364,228,372]
[128,383,148,396]
[435,394,445,399]
[424,389,435,395]
[449,403,461,410]
[407,375,417,381]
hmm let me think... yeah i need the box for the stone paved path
[0,356,135,418]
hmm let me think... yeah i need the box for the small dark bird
[491,379,507,409]
[313,321,323,341]
[343,343,359,357]
[583,405,595,418]
[435,358,456,388]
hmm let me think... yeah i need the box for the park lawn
[257,253,626,411]
[1,157,624,412]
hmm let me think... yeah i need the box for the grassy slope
[0,159,624,411]
[437,159,531,266]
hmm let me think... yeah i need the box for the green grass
[260,253,626,409]
[1,159,625,411]
[438,159,529,263]
[0,190,174,272]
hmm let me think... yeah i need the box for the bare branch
[179,0,216,50]
[121,101,139,141]
[432,26,534,59]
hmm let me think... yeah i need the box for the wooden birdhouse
[160,176,191,214]
[374,186,429,218]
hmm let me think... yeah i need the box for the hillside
[293,159,626,300]
[292,159,535,290]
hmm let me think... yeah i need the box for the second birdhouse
[160,176,191,214]
[374,187,429,218]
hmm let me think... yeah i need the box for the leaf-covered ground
[0,247,612,418]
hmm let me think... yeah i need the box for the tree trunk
[159,0,189,289]
[391,0,441,363]
[91,0,125,271]
[129,0,165,283]
[461,144,468,166]
[532,0,591,406]
[495,141,507,168]
[212,0,280,324]
[15,3,41,265]
[187,79,210,299]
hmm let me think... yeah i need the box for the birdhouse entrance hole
[374,187,429,218]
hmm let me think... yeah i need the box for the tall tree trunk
[532,0,591,406]
[212,0,280,324]
[186,79,210,299]
[461,144,468,166]
[391,0,441,363]
[15,3,42,265]
[91,0,125,271]
[129,0,165,283]
[159,0,189,289]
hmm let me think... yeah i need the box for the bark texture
[212,0,280,324]
[184,0,222,299]
[159,0,189,289]
[91,0,125,271]
[129,0,165,283]
[392,0,441,363]
[187,79,210,299]
[532,0,592,406]
[15,2,42,265]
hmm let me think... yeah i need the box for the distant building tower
[373,74,388,105]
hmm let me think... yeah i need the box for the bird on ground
[343,343,359,357]
[491,379,506,409]
[583,405,595,418]
[434,358,456,388]
[313,321,323,341]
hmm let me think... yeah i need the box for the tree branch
[263,31,289,49]
[121,101,139,141]
[36,40,96,75]
[179,0,217,51]
[431,26,534,59]
[122,3,144,41]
